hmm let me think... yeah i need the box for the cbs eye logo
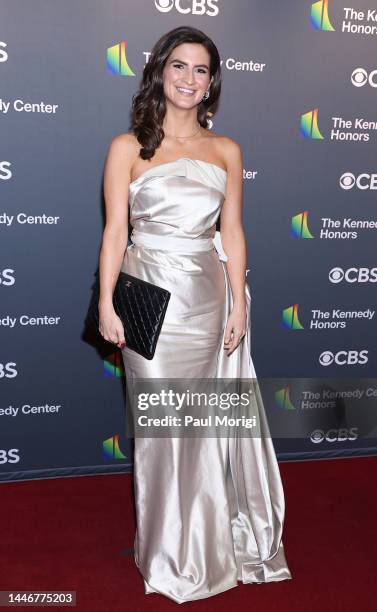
[351,67,377,88]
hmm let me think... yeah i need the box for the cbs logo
[154,0,219,16]
[0,161,12,180]
[0,449,20,464]
[0,269,15,286]
[310,428,358,443]
[329,267,377,284]
[340,172,377,190]
[351,67,377,88]
[0,363,18,378]
[0,41,8,63]
[319,350,368,366]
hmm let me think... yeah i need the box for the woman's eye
[173,64,207,74]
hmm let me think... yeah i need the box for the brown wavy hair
[130,25,222,160]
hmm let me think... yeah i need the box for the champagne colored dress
[120,157,292,603]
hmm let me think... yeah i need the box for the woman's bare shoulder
[208,132,242,170]
[108,132,140,157]
[216,134,241,152]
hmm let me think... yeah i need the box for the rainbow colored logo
[275,387,296,410]
[310,0,335,31]
[107,40,135,76]
[291,211,314,239]
[103,434,127,460]
[300,108,324,139]
[282,304,304,329]
[104,352,124,377]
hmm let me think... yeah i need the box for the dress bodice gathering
[128,157,228,243]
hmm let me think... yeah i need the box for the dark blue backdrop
[1,0,376,482]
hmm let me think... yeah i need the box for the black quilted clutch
[85,271,171,360]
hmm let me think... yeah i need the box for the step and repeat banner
[1,0,376,482]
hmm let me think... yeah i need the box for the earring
[202,89,210,101]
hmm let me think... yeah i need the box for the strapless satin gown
[120,157,292,603]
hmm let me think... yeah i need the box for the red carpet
[0,456,376,611]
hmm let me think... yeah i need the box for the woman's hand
[98,301,126,349]
[224,301,247,356]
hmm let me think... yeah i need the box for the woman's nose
[183,69,195,84]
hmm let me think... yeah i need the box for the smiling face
[162,42,212,109]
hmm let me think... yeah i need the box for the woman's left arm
[219,138,247,356]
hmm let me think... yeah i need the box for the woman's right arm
[98,134,135,348]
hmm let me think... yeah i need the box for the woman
[97,25,292,603]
